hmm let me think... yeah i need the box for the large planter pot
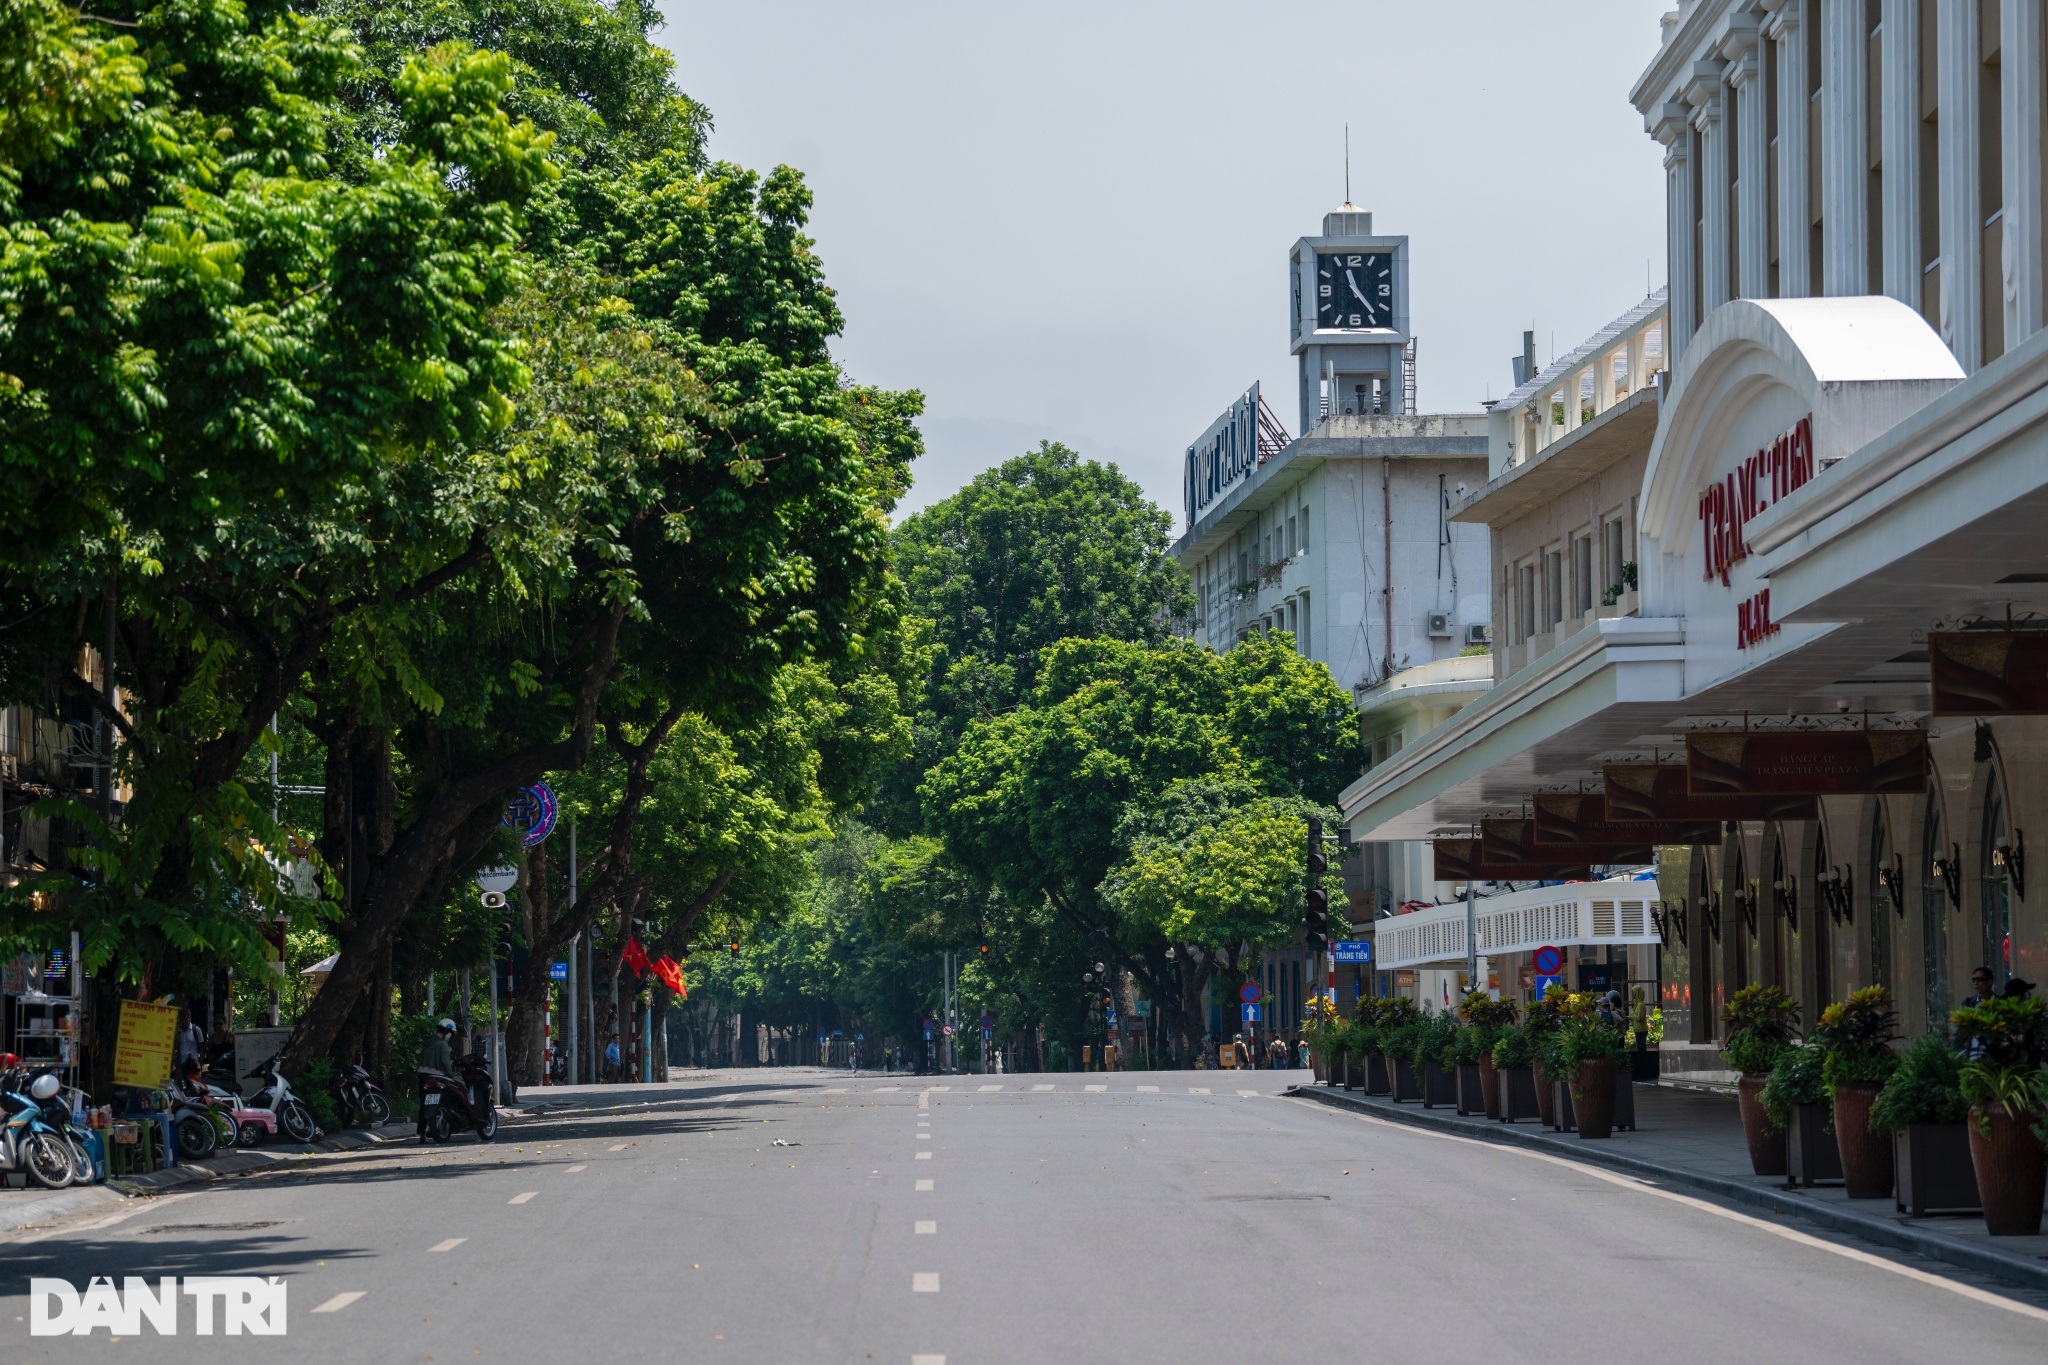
[1390,1057,1421,1102]
[1365,1053,1391,1095]
[1612,1065,1637,1132]
[1455,1063,1485,1115]
[1498,1066,1541,1122]
[1533,1064,1557,1127]
[1630,1046,1660,1083]
[1787,1103,1843,1186]
[1422,1060,1458,1108]
[1572,1058,1617,1139]
[1833,1082,1895,1199]
[1737,1074,1788,1176]
[1894,1123,1980,1216]
[1341,1053,1359,1091]
[1313,1053,1330,1084]
[1477,1056,1502,1121]
[1968,1103,2047,1236]
[1549,1076,1578,1132]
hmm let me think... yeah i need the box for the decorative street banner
[1928,631,2048,715]
[1685,731,1927,796]
[1532,794,1718,847]
[1602,764,1818,823]
[501,781,559,847]
[1431,838,1588,883]
[113,998,179,1089]
[1482,818,1649,868]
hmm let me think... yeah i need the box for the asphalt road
[3,1066,2046,1362]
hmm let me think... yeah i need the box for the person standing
[416,1018,456,1138]
[604,1033,621,1082]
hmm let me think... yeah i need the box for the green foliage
[1491,1023,1537,1070]
[296,1058,341,1135]
[1409,1012,1460,1072]
[1869,1033,1968,1134]
[1760,1044,1828,1131]
[1558,1019,1626,1070]
[1721,983,1802,1076]
[1811,986,1900,1093]
[1951,995,2048,1137]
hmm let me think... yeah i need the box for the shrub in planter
[1871,1032,1975,1215]
[1761,1043,1839,1184]
[1559,1018,1626,1139]
[1811,986,1900,1198]
[1951,995,2048,1235]
[1490,1023,1541,1122]
[1722,984,1801,1177]
[1411,1012,1461,1108]
[1460,991,1519,1120]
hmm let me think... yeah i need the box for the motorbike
[417,1051,498,1144]
[0,1064,79,1189]
[327,1058,392,1126]
[244,1053,317,1144]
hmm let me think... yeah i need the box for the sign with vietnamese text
[113,999,179,1089]
[1929,631,2048,715]
[1685,730,1927,796]
[1332,940,1373,964]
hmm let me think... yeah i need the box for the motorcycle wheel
[277,1098,316,1144]
[212,1110,241,1149]
[357,1090,392,1125]
[423,1107,453,1144]
[238,1117,267,1147]
[23,1132,76,1190]
[174,1111,218,1160]
[64,1133,95,1184]
[474,1104,497,1142]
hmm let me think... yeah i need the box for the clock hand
[1346,270,1371,307]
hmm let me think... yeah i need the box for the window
[1518,561,1537,641]
[1544,548,1563,629]
[1602,517,1627,602]
[1866,1,1884,296]
[1571,535,1593,617]
[1298,592,1311,656]
[1299,505,1311,553]
[1918,0,1940,327]
[1286,515,1297,559]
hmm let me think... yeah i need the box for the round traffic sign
[1239,982,1262,1005]
[1531,945,1564,976]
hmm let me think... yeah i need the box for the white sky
[659,1,1672,528]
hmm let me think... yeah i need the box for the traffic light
[1305,817,1329,950]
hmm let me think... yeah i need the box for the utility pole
[1305,818,1330,1022]
[565,817,578,1085]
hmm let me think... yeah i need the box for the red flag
[652,955,686,998]
[621,936,651,975]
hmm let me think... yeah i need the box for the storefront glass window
[1868,803,1893,992]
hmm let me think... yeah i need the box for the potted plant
[1762,1043,1841,1186]
[1721,984,1800,1177]
[1526,985,1570,1129]
[1560,1014,1627,1139]
[1625,987,1663,1082]
[1811,986,1900,1199]
[1352,998,1390,1094]
[1951,994,2048,1236]
[1414,1012,1461,1108]
[1491,1023,1541,1122]
[1460,992,1519,1121]
[1869,1032,1976,1217]
[1381,998,1423,1101]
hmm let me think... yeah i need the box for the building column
[1880,0,1924,309]
[1729,28,1772,299]
[1820,0,1872,295]
[1690,55,1733,317]
[1768,2,1814,297]
[1657,103,1698,363]
[2003,0,2045,345]
[1937,0,1983,370]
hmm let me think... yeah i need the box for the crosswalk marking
[915,1179,934,1191]
[565,1164,587,1173]
[916,1151,932,1160]
[1031,1084,1055,1091]
[873,1086,901,1092]
[912,1356,947,1365]
[427,1238,466,1253]
[311,1292,364,1313]
[978,1084,1002,1092]
[508,1191,538,1204]
[917,1133,931,1140]
[915,1220,936,1234]
[913,1273,940,1293]
[1084,1084,1107,1092]
[1136,1085,1159,1092]
[1189,1087,1211,1094]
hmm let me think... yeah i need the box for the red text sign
[1699,415,1813,587]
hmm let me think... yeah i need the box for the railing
[1374,875,1662,970]
[1505,292,1667,472]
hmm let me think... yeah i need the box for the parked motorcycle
[327,1058,392,1127]
[0,1064,78,1189]
[417,1051,498,1144]
[244,1054,317,1144]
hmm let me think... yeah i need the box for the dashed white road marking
[1189,1087,1211,1094]
[928,1086,950,1092]
[915,1220,936,1234]
[565,1164,587,1173]
[915,1151,932,1160]
[873,1086,901,1092]
[1084,1084,1107,1092]
[508,1192,538,1205]
[311,1292,365,1313]
[822,1087,849,1094]
[1237,1090,1259,1097]
[912,1273,940,1293]
[716,1093,741,1102]
[915,1179,934,1191]
[917,1133,931,1140]
[427,1238,467,1253]
[978,1084,1002,1092]
[608,1143,630,1152]
[918,1091,930,1111]
[913,1354,946,1364]
[1136,1085,1159,1092]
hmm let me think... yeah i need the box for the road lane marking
[716,1093,741,1102]
[874,1086,901,1092]
[1085,1084,1107,1092]
[1137,1085,1159,1092]
[311,1292,365,1313]
[915,1151,932,1160]
[1237,1090,1258,1097]
[912,1273,940,1293]
[823,1087,849,1094]
[978,1084,1002,1092]
[917,1134,930,1140]
[1189,1087,1210,1094]
[918,1091,930,1110]
[913,1355,946,1365]
[608,1143,630,1151]
[565,1164,587,1173]
[508,1192,538,1205]
[915,1179,934,1191]
[928,1086,950,1092]
[915,1221,936,1234]
[1285,1096,2048,1327]
[427,1238,467,1253]
[1031,1084,1055,1091]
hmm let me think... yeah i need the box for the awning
[1375,876,1664,971]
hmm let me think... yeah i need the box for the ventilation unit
[1465,622,1492,646]
[1425,611,1453,638]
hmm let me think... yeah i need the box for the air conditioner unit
[1425,611,1453,639]
[1465,622,1492,646]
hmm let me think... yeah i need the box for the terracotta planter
[1894,1123,1979,1216]
[1422,1060,1458,1108]
[1968,1103,2047,1236]
[1737,1074,1788,1176]
[1455,1063,1485,1115]
[1572,1058,1617,1139]
[1364,1053,1391,1095]
[1477,1055,1502,1121]
[1498,1066,1540,1122]
[1390,1057,1420,1102]
[1787,1103,1843,1186]
[1549,1076,1578,1132]
[1832,1082,1895,1199]
[1533,1064,1557,1127]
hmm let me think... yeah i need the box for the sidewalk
[0,1120,415,1233]
[1290,1079,2048,1294]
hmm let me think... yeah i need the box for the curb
[1288,1084,2048,1295]
[4,1123,408,1232]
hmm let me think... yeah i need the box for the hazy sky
[659,1,1672,528]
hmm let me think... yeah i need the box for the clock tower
[1290,206,1410,431]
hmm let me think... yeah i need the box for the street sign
[1133,999,1151,1017]
[856,1031,865,1042]
[1533,973,1566,997]
[1105,1010,1118,1027]
[501,782,559,847]
[979,1013,993,1028]
[1532,945,1564,976]
[1239,982,1262,1004]
[1241,1003,1261,1023]
[549,961,568,981]
[941,1023,955,1038]
[1332,940,1373,964]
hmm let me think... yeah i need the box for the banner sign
[1929,631,2048,715]
[1431,838,1588,883]
[1602,764,1818,823]
[1532,794,1718,848]
[1685,731,1927,796]
[1482,819,1650,868]
[1184,383,1262,524]
[113,999,179,1089]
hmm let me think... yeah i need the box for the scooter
[0,1063,78,1189]
[417,1052,498,1143]
[327,1058,392,1126]
[245,1053,317,1144]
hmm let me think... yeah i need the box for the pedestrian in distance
[605,1033,622,1082]
[417,1018,456,1138]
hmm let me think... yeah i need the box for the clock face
[1315,252,1394,330]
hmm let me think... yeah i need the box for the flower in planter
[1720,984,1801,1078]
[1810,985,1900,1095]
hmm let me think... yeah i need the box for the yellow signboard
[113,999,179,1089]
